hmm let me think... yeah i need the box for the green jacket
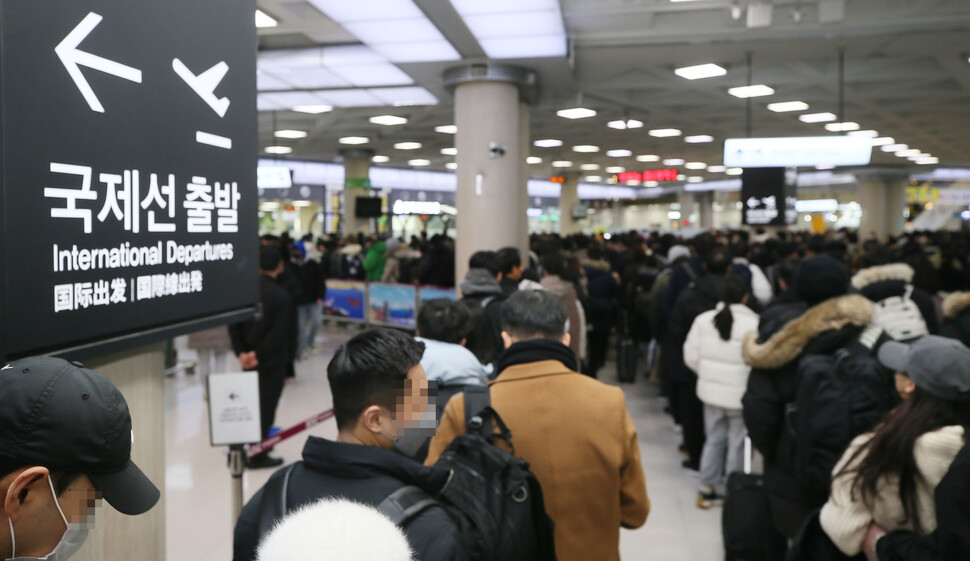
[363,241,387,281]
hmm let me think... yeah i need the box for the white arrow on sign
[747,197,760,209]
[55,12,143,113]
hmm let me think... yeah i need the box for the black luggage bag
[723,437,788,561]
[616,338,637,383]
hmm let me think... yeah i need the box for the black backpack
[432,385,558,561]
[788,326,898,496]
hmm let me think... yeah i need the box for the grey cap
[877,335,970,399]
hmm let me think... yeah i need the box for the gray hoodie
[416,337,490,386]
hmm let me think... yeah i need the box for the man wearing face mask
[232,328,466,561]
[0,356,161,561]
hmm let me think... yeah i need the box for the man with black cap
[0,356,160,560]
[229,245,294,469]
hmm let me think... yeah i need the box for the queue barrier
[323,281,457,330]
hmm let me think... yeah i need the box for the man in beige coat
[426,289,649,561]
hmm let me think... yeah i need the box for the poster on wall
[418,287,457,302]
[741,168,798,226]
[0,0,258,361]
[369,284,417,328]
[323,280,367,322]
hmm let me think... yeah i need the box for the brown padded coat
[425,360,649,561]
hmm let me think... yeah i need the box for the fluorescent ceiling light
[626,180,642,186]
[274,130,307,139]
[265,146,293,154]
[276,67,350,89]
[572,145,600,153]
[317,89,383,107]
[584,176,603,182]
[370,41,461,63]
[446,162,458,170]
[557,107,597,119]
[441,148,458,156]
[815,164,836,170]
[339,136,369,145]
[372,155,390,163]
[637,154,660,162]
[527,157,543,164]
[767,101,809,112]
[896,149,921,157]
[292,104,333,114]
[687,177,703,183]
[907,153,932,161]
[799,112,837,123]
[608,119,644,130]
[915,157,939,165]
[677,174,687,181]
[725,167,743,175]
[649,128,682,137]
[327,63,413,87]
[435,125,457,134]
[848,130,878,138]
[580,164,600,170]
[605,166,625,173]
[534,139,563,148]
[307,0,424,22]
[707,165,726,173]
[881,143,908,152]
[344,19,443,44]
[370,87,439,107]
[674,63,727,80]
[727,85,775,98]
[644,181,660,187]
[452,3,568,59]
[369,115,408,126]
[663,158,685,166]
[871,137,895,146]
[606,149,632,157]
[255,10,278,28]
[394,142,422,150]
[685,135,714,143]
[409,159,431,167]
[824,121,860,132]
[552,161,573,168]
[685,162,707,170]
[477,35,568,59]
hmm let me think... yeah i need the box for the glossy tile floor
[165,326,723,561]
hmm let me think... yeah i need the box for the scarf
[495,338,579,375]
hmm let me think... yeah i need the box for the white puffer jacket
[683,303,761,410]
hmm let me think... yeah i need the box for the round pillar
[559,173,581,235]
[858,172,908,241]
[696,191,714,230]
[341,148,374,238]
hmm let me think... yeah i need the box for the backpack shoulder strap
[376,485,439,527]
[903,284,915,300]
[257,462,298,536]
[681,262,698,282]
[463,385,492,434]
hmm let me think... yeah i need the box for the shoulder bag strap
[376,485,439,527]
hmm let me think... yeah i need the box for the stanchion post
[228,444,246,523]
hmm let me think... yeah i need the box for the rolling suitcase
[722,437,787,561]
[616,337,637,383]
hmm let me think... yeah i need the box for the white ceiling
[255,0,970,183]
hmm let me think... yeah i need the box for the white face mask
[6,475,89,561]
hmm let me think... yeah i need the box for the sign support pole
[228,445,246,523]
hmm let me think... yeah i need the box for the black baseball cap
[0,356,160,515]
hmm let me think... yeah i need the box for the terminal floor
[165,327,723,561]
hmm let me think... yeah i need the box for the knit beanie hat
[794,255,850,305]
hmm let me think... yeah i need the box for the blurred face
[373,364,434,448]
[2,470,98,559]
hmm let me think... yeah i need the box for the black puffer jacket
[742,294,874,539]
[851,263,940,336]
[233,436,466,561]
[941,292,970,348]
[663,274,727,385]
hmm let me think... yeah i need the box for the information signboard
[207,371,262,447]
[741,168,798,226]
[0,1,258,361]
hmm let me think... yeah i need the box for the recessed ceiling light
[584,176,603,182]
[446,162,458,170]
[581,164,600,170]
[339,136,369,145]
[915,157,939,165]
[663,158,685,166]
[725,167,743,175]
[684,135,714,143]
[606,149,632,157]
[767,101,809,112]
[394,142,422,150]
[848,130,879,138]
[687,176,704,183]
[527,156,543,164]
[907,153,932,161]
[552,161,573,168]
[255,9,278,28]
[881,143,908,152]
[557,107,597,119]
[625,179,641,186]
[674,63,727,80]
[441,147,458,156]
[293,104,333,114]
[573,145,600,153]
[677,174,687,181]
[534,139,563,148]
[372,155,390,163]
[607,119,644,130]
[637,154,660,162]
[896,149,921,157]
[265,146,292,154]
[707,165,726,173]
[644,181,660,187]
[369,115,408,126]
[816,164,836,170]
[799,112,837,123]
[727,85,775,98]
[274,130,307,139]
[649,128,682,138]
[605,166,625,173]
[685,162,707,170]
[409,159,431,167]
[824,121,860,132]
[435,125,458,134]
[871,137,895,146]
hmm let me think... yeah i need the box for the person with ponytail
[683,276,760,508]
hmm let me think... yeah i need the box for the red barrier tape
[245,409,335,459]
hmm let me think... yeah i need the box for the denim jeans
[699,404,746,492]
[297,303,322,356]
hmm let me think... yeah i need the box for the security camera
[488,142,507,158]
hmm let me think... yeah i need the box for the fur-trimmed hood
[851,263,914,290]
[743,294,874,369]
[943,292,970,319]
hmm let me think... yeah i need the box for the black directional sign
[741,168,799,226]
[0,1,258,361]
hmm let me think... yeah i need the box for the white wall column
[696,191,714,230]
[559,173,581,235]
[858,172,908,241]
[340,149,374,238]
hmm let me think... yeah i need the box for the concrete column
[445,65,534,285]
[677,192,696,227]
[612,199,626,231]
[696,191,714,230]
[75,344,166,561]
[559,173,581,235]
[858,173,908,241]
[517,102,532,260]
[341,149,374,238]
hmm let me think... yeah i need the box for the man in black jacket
[295,248,326,359]
[229,246,294,469]
[232,329,466,561]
